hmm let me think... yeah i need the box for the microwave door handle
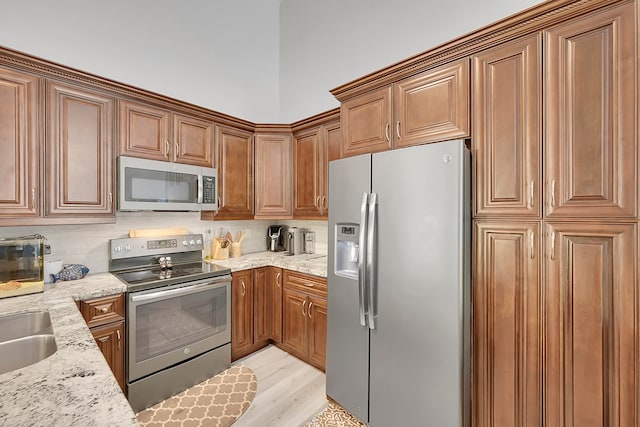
[197,175,203,204]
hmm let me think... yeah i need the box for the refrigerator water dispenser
[335,224,359,279]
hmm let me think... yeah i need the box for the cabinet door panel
[473,35,541,217]
[207,125,253,219]
[293,129,321,217]
[119,99,170,161]
[545,2,636,218]
[253,268,270,344]
[91,321,125,393]
[269,267,283,343]
[544,222,636,426]
[0,67,39,218]
[46,81,114,216]
[173,114,214,167]
[307,295,327,371]
[395,59,469,148]
[254,133,292,217]
[341,86,392,157]
[473,221,541,427]
[231,271,253,361]
[282,287,307,357]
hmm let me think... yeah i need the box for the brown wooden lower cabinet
[230,267,326,370]
[231,266,284,361]
[281,270,327,371]
[90,321,125,392]
[473,220,541,427]
[77,293,126,393]
[544,222,637,427]
[231,269,257,361]
[473,220,639,426]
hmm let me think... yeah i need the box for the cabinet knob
[396,121,401,139]
[276,272,281,288]
[302,298,307,316]
[101,307,109,314]
[308,301,313,318]
[384,123,390,143]
[241,281,246,296]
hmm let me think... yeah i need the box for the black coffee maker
[267,225,288,252]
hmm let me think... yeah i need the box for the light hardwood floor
[232,345,328,426]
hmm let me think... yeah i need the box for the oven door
[127,275,231,382]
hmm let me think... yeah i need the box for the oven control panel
[110,234,204,259]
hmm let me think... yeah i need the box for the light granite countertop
[0,273,138,427]
[205,251,327,278]
[0,252,327,426]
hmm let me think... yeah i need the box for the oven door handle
[130,276,230,303]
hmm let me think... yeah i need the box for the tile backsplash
[0,213,328,275]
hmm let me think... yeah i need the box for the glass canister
[0,236,45,299]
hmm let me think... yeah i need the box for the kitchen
[1,0,638,426]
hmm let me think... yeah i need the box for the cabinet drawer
[78,293,125,328]
[283,271,326,297]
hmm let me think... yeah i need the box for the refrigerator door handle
[366,192,377,330]
[358,192,369,327]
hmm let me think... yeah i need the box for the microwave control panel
[202,176,216,204]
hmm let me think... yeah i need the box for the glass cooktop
[115,262,231,292]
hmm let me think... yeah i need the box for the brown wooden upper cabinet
[254,132,292,218]
[543,221,636,426]
[119,99,214,167]
[544,1,636,218]
[46,80,115,218]
[202,124,254,220]
[0,66,40,221]
[293,117,341,219]
[341,59,469,157]
[472,34,542,218]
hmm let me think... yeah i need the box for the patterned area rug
[305,402,367,427]
[136,366,257,427]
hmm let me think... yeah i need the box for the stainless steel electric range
[109,233,232,413]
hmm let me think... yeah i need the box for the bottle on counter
[204,229,212,259]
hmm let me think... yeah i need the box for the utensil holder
[230,242,242,258]
[212,238,229,260]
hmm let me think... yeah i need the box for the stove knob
[113,246,122,252]
[189,240,195,245]
[182,240,188,246]
[124,244,132,252]
[196,239,202,244]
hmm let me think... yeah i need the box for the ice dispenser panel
[335,224,359,279]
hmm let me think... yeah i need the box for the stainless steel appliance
[285,226,304,255]
[109,233,231,413]
[0,235,45,299]
[118,156,218,211]
[304,231,315,254]
[267,225,287,252]
[326,140,471,426]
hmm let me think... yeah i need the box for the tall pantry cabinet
[472,1,637,426]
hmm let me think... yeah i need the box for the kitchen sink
[0,311,53,343]
[0,311,57,374]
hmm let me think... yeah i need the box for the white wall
[278,0,544,122]
[0,0,281,123]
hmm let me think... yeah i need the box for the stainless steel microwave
[118,156,217,211]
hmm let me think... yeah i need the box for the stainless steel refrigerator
[326,139,471,426]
